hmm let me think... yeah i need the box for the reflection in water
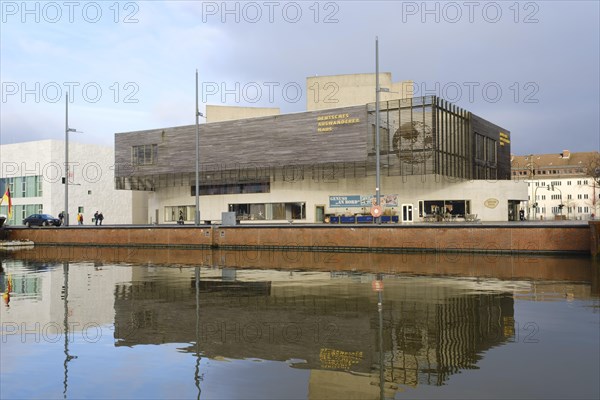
[0,249,598,399]
[194,266,201,400]
[110,266,515,395]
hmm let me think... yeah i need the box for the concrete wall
[206,105,280,123]
[306,73,414,111]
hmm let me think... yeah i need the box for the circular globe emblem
[393,121,434,165]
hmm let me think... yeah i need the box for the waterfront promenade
[3,220,598,256]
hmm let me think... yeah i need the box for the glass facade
[0,176,44,226]
[367,96,473,179]
[0,176,43,198]
[229,202,306,221]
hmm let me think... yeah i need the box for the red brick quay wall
[3,224,593,255]
[590,221,600,257]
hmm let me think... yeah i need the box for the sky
[1,0,599,155]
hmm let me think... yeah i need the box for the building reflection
[111,266,515,394]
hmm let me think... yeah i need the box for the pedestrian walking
[94,211,99,226]
[77,213,84,225]
[98,212,104,225]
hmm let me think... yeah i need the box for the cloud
[1,1,598,154]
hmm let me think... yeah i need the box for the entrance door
[315,205,325,223]
[508,200,520,221]
[155,209,159,225]
[402,204,414,223]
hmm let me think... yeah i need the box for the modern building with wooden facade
[114,92,526,224]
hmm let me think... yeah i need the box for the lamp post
[527,155,535,221]
[375,37,381,224]
[195,70,200,226]
[64,93,78,227]
[195,70,205,226]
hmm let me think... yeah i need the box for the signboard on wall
[329,195,399,208]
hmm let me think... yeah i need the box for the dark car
[23,214,61,227]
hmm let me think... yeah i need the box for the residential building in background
[511,150,599,220]
[0,140,148,225]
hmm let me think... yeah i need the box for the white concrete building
[0,140,147,225]
[511,150,600,220]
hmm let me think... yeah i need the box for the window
[578,194,583,199]
[567,194,572,199]
[132,144,158,166]
[584,180,589,185]
[165,206,195,222]
[229,202,306,220]
[584,194,588,199]
[191,182,270,196]
[567,181,572,186]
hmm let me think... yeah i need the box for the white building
[0,140,147,225]
[511,150,600,220]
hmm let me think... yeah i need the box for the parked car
[23,214,61,227]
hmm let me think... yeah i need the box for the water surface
[1,248,598,399]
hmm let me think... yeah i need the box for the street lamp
[527,155,535,220]
[374,37,382,224]
[64,93,82,227]
[195,70,205,226]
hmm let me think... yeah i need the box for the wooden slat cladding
[115,106,368,178]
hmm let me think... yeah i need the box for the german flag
[1,187,12,218]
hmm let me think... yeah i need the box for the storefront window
[229,202,305,220]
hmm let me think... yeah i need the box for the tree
[584,152,600,217]
[585,152,600,187]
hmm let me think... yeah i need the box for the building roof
[511,151,599,171]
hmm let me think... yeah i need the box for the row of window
[529,194,590,200]
[532,206,590,214]
[513,168,585,176]
[527,180,589,186]
[164,202,307,222]
[190,182,269,196]
[0,177,43,198]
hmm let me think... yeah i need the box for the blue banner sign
[329,195,362,207]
